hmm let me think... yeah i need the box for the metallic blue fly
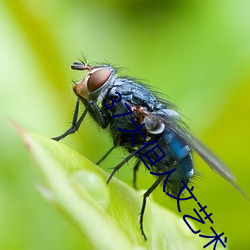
[52,60,246,240]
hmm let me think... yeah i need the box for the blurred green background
[1,0,250,249]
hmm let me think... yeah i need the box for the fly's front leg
[52,99,89,141]
[88,100,108,129]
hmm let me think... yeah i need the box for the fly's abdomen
[138,128,194,196]
[162,129,194,195]
[163,128,194,178]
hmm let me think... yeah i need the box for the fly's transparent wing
[147,110,247,198]
[182,132,248,198]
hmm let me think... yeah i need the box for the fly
[52,60,246,240]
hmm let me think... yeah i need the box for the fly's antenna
[71,61,89,71]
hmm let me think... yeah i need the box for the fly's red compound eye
[87,68,111,92]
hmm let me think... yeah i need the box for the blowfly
[52,60,246,239]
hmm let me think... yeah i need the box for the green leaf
[19,128,205,250]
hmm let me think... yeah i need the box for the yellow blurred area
[0,1,249,249]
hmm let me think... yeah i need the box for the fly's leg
[96,145,116,165]
[52,99,89,141]
[140,175,165,240]
[132,159,141,189]
[89,100,108,129]
[103,150,140,187]
[107,149,138,184]
[52,99,108,141]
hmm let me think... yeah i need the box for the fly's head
[72,61,116,101]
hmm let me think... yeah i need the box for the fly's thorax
[73,63,117,102]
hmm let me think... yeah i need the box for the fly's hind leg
[132,159,141,189]
[140,175,165,240]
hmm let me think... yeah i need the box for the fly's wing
[180,131,248,198]
[148,109,247,198]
